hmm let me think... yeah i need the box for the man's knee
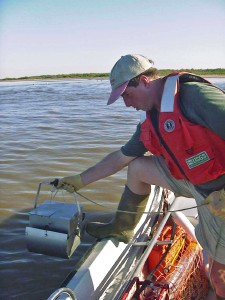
[127,157,143,174]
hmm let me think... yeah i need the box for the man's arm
[81,149,136,185]
[57,125,146,192]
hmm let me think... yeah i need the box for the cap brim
[107,81,129,105]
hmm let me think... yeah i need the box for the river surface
[0,77,224,299]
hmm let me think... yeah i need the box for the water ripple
[0,78,224,299]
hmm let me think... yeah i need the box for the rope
[75,191,106,208]
[52,188,208,214]
[116,203,207,215]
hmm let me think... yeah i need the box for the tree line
[2,69,225,81]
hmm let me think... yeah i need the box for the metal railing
[47,287,77,300]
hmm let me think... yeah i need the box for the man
[57,54,225,299]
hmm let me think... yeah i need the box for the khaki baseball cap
[107,54,153,105]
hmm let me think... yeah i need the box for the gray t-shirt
[121,81,225,193]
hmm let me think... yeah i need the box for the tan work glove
[203,188,225,218]
[56,174,85,193]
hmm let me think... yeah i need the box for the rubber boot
[86,185,149,243]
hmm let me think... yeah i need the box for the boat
[26,183,209,300]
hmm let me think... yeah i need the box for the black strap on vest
[178,73,209,84]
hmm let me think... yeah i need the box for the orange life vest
[140,73,225,185]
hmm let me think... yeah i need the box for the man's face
[121,78,156,111]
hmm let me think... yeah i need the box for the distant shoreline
[1,76,225,83]
[1,69,225,81]
[203,75,225,78]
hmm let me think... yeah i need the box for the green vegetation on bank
[159,68,225,77]
[1,69,225,81]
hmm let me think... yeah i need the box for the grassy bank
[159,68,225,77]
[1,69,225,81]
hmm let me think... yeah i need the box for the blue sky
[0,0,225,79]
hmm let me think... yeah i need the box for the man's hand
[56,174,85,193]
[203,188,225,218]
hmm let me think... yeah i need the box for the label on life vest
[185,151,210,169]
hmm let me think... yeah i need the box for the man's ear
[139,75,150,86]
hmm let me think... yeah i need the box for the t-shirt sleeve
[179,82,225,139]
[121,123,148,157]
